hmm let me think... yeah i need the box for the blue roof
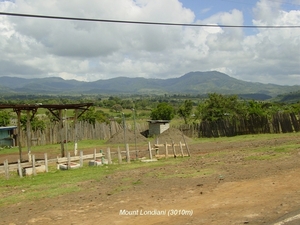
[0,126,17,131]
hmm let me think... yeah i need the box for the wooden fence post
[148,142,152,160]
[126,144,131,163]
[67,152,71,169]
[4,159,9,179]
[117,146,122,164]
[107,148,112,164]
[80,151,83,167]
[179,142,184,157]
[18,159,23,178]
[172,141,177,158]
[182,133,191,157]
[56,156,60,170]
[44,153,48,173]
[32,155,36,176]
[93,149,96,160]
[165,142,168,159]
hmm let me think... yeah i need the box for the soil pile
[152,127,191,145]
[106,127,191,145]
[106,129,148,144]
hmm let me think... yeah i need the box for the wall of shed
[0,130,14,146]
[149,123,170,136]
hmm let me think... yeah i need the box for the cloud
[0,0,299,86]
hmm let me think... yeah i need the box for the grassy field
[0,157,189,207]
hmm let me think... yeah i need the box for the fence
[176,112,300,138]
[19,121,148,147]
[1,140,190,179]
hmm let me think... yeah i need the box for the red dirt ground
[1,132,300,225]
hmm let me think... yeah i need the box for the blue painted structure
[0,126,17,147]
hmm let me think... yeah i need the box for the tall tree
[0,110,11,126]
[150,102,175,120]
[178,100,193,124]
[198,93,245,121]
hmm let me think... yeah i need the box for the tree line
[0,93,299,131]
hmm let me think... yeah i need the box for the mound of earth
[152,127,191,145]
[106,129,148,144]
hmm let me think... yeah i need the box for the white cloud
[0,0,299,86]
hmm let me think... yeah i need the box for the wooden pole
[165,142,168,159]
[44,153,48,173]
[126,144,131,163]
[56,156,60,170]
[4,159,9,179]
[179,142,183,158]
[93,149,96,160]
[148,142,153,160]
[26,110,32,163]
[172,141,177,158]
[59,109,65,157]
[17,159,23,178]
[74,109,78,156]
[32,155,36,176]
[17,110,23,162]
[182,132,191,157]
[107,148,112,164]
[80,151,83,167]
[67,152,71,169]
[117,146,122,164]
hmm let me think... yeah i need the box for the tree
[0,110,11,126]
[20,115,46,131]
[198,93,246,121]
[178,100,193,124]
[150,102,175,120]
[79,107,109,125]
[111,104,123,113]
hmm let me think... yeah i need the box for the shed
[148,120,170,136]
[0,126,17,147]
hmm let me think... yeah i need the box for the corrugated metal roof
[147,120,170,123]
[0,126,17,131]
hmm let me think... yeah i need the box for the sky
[0,0,299,85]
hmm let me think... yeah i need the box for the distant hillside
[0,71,299,98]
[272,91,300,103]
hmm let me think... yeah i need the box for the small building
[148,120,170,136]
[0,126,17,147]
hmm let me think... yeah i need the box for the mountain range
[0,71,299,99]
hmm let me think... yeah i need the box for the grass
[0,163,116,206]
[0,139,108,155]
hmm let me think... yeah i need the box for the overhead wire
[0,12,300,28]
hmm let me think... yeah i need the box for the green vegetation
[150,102,175,120]
[1,93,299,129]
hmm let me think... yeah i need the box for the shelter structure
[0,103,93,161]
[148,120,170,136]
[0,126,17,147]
